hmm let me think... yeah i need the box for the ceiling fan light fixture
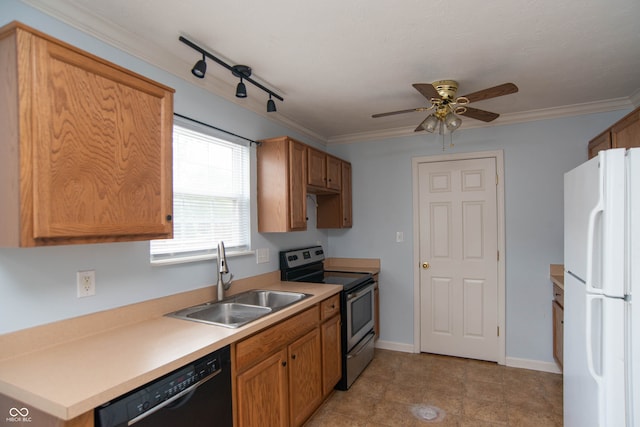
[421,115,439,133]
[191,54,207,78]
[445,112,462,131]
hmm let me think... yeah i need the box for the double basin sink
[167,290,311,328]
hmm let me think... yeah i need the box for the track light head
[191,55,207,78]
[267,95,276,112]
[236,79,247,98]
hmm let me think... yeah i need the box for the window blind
[150,123,250,263]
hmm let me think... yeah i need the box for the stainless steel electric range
[280,246,376,390]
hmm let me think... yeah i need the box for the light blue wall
[0,0,632,365]
[0,0,328,333]
[326,110,629,363]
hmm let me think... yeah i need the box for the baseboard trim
[372,342,563,374]
[374,340,415,353]
[506,356,562,374]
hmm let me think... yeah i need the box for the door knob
[422,262,430,269]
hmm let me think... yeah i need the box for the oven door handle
[346,283,374,300]
[347,331,375,359]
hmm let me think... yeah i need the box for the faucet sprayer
[217,241,233,301]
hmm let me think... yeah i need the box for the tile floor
[305,349,563,426]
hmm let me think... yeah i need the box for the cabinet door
[612,108,640,150]
[321,315,342,396]
[552,300,563,368]
[288,140,307,230]
[288,329,322,427]
[30,34,173,242]
[236,349,289,427]
[307,147,326,188]
[326,156,342,191]
[341,162,352,227]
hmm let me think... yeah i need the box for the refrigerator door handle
[585,294,604,388]
[585,199,604,295]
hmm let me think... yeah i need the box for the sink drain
[410,404,445,423]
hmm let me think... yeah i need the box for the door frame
[412,150,506,365]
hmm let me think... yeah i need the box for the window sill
[150,249,255,266]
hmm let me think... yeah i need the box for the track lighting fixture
[191,54,207,78]
[267,94,277,112]
[179,36,283,112]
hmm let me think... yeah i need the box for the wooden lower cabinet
[236,349,289,427]
[321,314,342,397]
[552,283,564,368]
[288,329,322,427]
[552,300,564,368]
[234,297,342,427]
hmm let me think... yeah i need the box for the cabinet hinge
[497,326,500,337]
[496,175,499,185]
[497,250,500,261]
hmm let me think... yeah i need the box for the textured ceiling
[21,0,640,143]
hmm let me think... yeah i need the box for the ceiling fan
[372,80,518,133]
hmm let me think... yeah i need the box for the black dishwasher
[96,345,232,427]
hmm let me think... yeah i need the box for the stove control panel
[280,246,325,269]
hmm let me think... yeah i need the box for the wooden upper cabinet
[326,155,342,191]
[257,135,352,232]
[317,160,352,229]
[588,106,640,159]
[0,22,174,247]
[307,148,341,193]
[612,107,640,150]
[340,161,353,228]
[588,130,612,159]
[257,136,308,232]
[307,147,327,188]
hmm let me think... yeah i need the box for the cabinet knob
[291,354,297,360]
[282,361,287,367]
[166,214,172,221]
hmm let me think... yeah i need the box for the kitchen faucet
[217,241,233,301]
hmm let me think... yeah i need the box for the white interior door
[417,157,499,361]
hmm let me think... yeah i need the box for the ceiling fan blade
[460,106,500,122]
[412,83,439,100]
[461,83,518,103]
[372,107,427,118]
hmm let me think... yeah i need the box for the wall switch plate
[396,231,404,243]
[256,248,269,264]
[77,270,96,297]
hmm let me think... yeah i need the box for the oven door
[346,282,376,350]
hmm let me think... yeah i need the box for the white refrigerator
[564,147,639,426]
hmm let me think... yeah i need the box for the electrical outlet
[77,270,96,298]
[256,248,269,264]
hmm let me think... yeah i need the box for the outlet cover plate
[77,270,96,297]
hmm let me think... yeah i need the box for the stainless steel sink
[167,290,311,328]
[230,290,308,309]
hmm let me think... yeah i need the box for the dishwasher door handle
[128,368,222,426]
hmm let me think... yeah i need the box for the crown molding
[22,0,636,148]
[20,0,328,147]
[327,97,634,145]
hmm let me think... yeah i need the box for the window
[150,121,250,264]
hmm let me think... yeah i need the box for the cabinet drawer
[553,284,564,308]
[235,305,319,371]
[320,295,340,321]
